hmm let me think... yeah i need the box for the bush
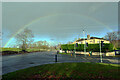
[61,44,68,50]
[117,48,120,50]
[67,44,74,51]
[61,43,113,52]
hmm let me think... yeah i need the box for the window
[79,42,81,44]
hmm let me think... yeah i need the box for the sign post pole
[100,41,103,63]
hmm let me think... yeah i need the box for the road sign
[101,41,104,47]
[86,42,88,47]
[115,50,120,55]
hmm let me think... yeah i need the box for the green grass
[2,62,120,79]
[58,53,71,55]
[1,48,21,52]
[1,48,49,52]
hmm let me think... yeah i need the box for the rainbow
[4,13,113,47]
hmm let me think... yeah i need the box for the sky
[2,2,118,47]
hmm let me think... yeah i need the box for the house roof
[76,37,109,42]
[76,39,87,42]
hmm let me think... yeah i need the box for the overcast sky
[2,2,118,47]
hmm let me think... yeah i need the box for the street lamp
[99,40,104,63]
[83,30,86,57]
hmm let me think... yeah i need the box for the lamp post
[99,40,103,63]
[83,30,86,57]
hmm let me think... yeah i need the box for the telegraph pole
[83,30,86,57]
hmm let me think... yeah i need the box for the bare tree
[15,28,34,52]
[35,41,49,49]
[67,41,73,44]
[104,31,120,49]
[104,32,117,42]
[73,38,78,42]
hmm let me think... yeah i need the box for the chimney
[78,38,81,40]
[87,35,90,40]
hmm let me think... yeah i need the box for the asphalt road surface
[2,51,120,75]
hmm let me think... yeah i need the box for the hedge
[61,43,113,52]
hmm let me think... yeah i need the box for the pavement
[1,51,120,75]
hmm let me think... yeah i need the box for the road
[2,51,120,75]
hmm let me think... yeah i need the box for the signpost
[86,42,88,47]
[115,50,120,55]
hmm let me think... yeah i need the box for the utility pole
[100,40,103,63]
[83,30,86,57]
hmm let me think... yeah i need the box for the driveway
[2,51,120,75]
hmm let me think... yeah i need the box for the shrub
[67,44,74,51]
[61,44,68,50]
[61,43,113,52]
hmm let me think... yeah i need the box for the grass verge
[58,53,71,55]
[2,62,120,80]
[1,48,50,55]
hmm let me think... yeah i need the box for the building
[73,35,110,44]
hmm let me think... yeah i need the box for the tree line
[15,28,120,52]
[15,28,51,52]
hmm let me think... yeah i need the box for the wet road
[2,51,120,75]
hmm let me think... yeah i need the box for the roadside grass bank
[58,53,71,55]
[1,48,50,55]
[2,62,120,80]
